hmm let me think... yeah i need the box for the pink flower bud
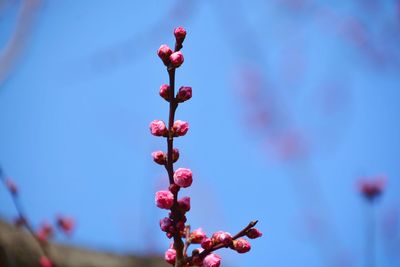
[178,196,191,212]
[152,151,166,165]
[169,51,184,68]
[190,228,206,243]
[39,256,53,267]
[203,253,221,267]
[173,168,193,188]
[160,217,173,232]
[159,84,170,101]
[212,231,232,246]
[149,120,168,137]
[37,222,54,243]
[172,120,189,137]
[155,190,174,209]
[5,178,18,195]
[56,216,75,235]
[177,86,192,103]
[157,44,172,61]
[172,148,180,163]
[246,228,262,239]
[165,248,176,265]
[174,26,187,42]
[201,237,213,250]
[233,238,251,253]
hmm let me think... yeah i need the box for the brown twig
[0,166,54,266]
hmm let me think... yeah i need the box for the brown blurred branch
[0,219,167,267]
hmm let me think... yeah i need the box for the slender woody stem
[0,170,52,264]
[164,63,184,267]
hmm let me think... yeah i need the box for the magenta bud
[159,84,170,101]
[203,253,221,267]
[172,120,189,137]
[155,190,174,209]
[178,196,191,212]
[177,86,192,103]
[160,217,173,232]
[174,26,187,42]
[172,148,180,163]
[212,231,233,246]
[152,151,166,165]
[173,168,193,188]
[149,120,168,137]
[157,44,172,63]
[169,51,184,68]
[233,238,251,253]
[201,237,214,250]
[39,256,53,267]
[190,228,206,244]
[246,228,262,239]
[165,248,176,265]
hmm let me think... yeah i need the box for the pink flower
[149,120,168,137]
[159,84,170,101]
[172,120,189,137]
[212,231,232,246]
[174,26,187,42]
[5,178,18,195]
[160,217,173,232]
[190,228,206,243]
[201,237,214,250]
[246,228,262,239]
[170,51,184,68]
[165,248,176,265]
[39,256,53,267]
[157,44,172,61]
[155,190,174,209]
[203,253,221,267]
[233,238,251,253]
[56,216,75,235]
[178,196,191,212]
[152,151,166,165]
[177,86,192,103]
[173,168,193,188]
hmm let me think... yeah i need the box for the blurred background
[0,0,399,266]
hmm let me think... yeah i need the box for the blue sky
[1,1,400,266]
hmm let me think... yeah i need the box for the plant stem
[366,202,375,267]
[0,169,52,264]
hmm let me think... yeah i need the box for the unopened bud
[172,120,189,137]
[157,44,172,64]
[169,51,184,68]
[178,196,191,212]
[152,151,166,165]
[233,238,251,253]
[177,86,192,103]
[159,84,170,101]
[174,26,187,43]
[149,120,168,137]
[246,228,262,239]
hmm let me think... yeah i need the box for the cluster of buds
[150,27,261,267]
[357,176,386,201]
[0,169,75,267]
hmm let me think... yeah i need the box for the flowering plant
[151,27,262,267]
